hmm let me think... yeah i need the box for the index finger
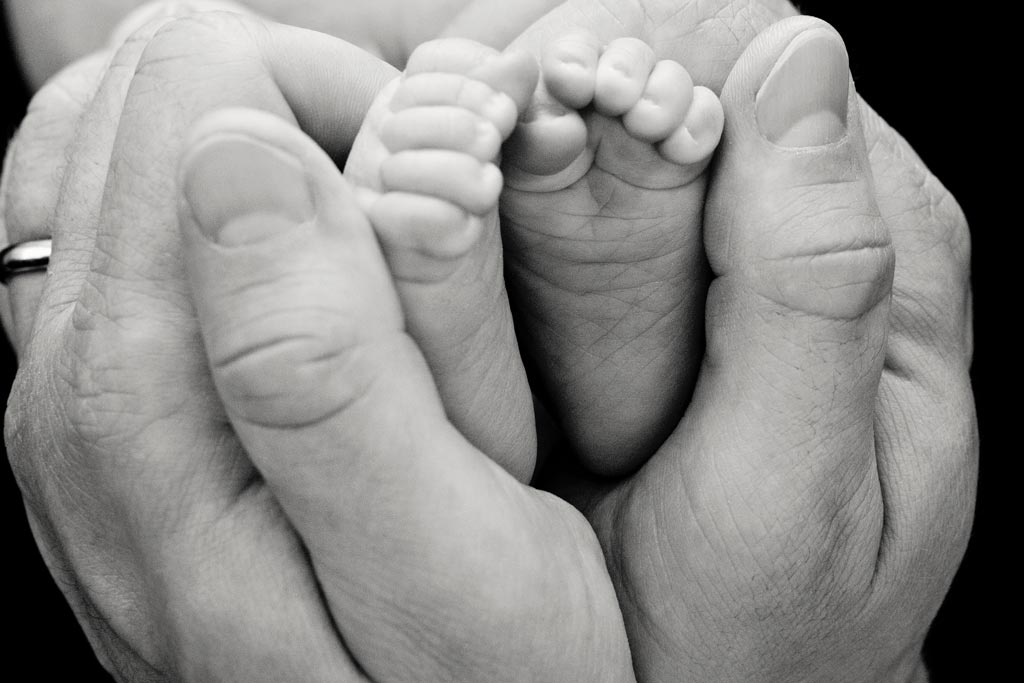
[0,53,107,353]
[34,11,396,678]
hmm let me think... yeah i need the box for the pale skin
[7,0,729,478]
[346,35,724,481]
[345,42,543,481]
[500,31,726,473]
[1,1,974,681]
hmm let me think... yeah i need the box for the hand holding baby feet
[502,32,724,475]
[346,39,540,482]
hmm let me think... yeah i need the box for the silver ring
[0,239,52,284]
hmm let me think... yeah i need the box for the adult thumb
[176,109,630,682]
[679,17,895,565]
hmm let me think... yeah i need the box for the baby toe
[380,150,503,216]
[469,48,540,116]
[391,73,519,139]
[622,60,695,143]
[368,192,481,282]
[658,85,725,167]
[380,107,502,162]
[594,37,656,117]
[542,30,601,109]
[504,106,590,189]
[405,37,502,77]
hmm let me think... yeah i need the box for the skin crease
[0,1,975,681]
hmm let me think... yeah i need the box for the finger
[45,8,216,327]
[4,3,247,351]
[26,12,394,677]
[675,17,891,577]
[68,13,398,512]
[2,145,20,337]
[860,103,976,581]
[0,53,106,354]
[179,108,633,682]
[79,11,396,319]
[43,11,613,679]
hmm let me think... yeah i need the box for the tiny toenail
[612,62,631,77]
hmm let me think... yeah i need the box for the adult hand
[3,4,638,678]
[7,5,625,680]
[589,18,975,682]
[501,2,976,678]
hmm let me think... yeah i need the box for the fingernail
[182,136,315,245]
[756,30,850,148]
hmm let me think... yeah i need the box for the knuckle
[2,54,108,238]
[763,245,895,321]
[61,283,197,458]
[62,323,155,451]
[749,190,895,321]
[208,308,390,430]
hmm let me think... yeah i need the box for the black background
[1,2,1003,680]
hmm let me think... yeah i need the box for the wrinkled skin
[1,1,975,681]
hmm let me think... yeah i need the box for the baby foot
[346,39,539,482]
[502,31,724,475]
